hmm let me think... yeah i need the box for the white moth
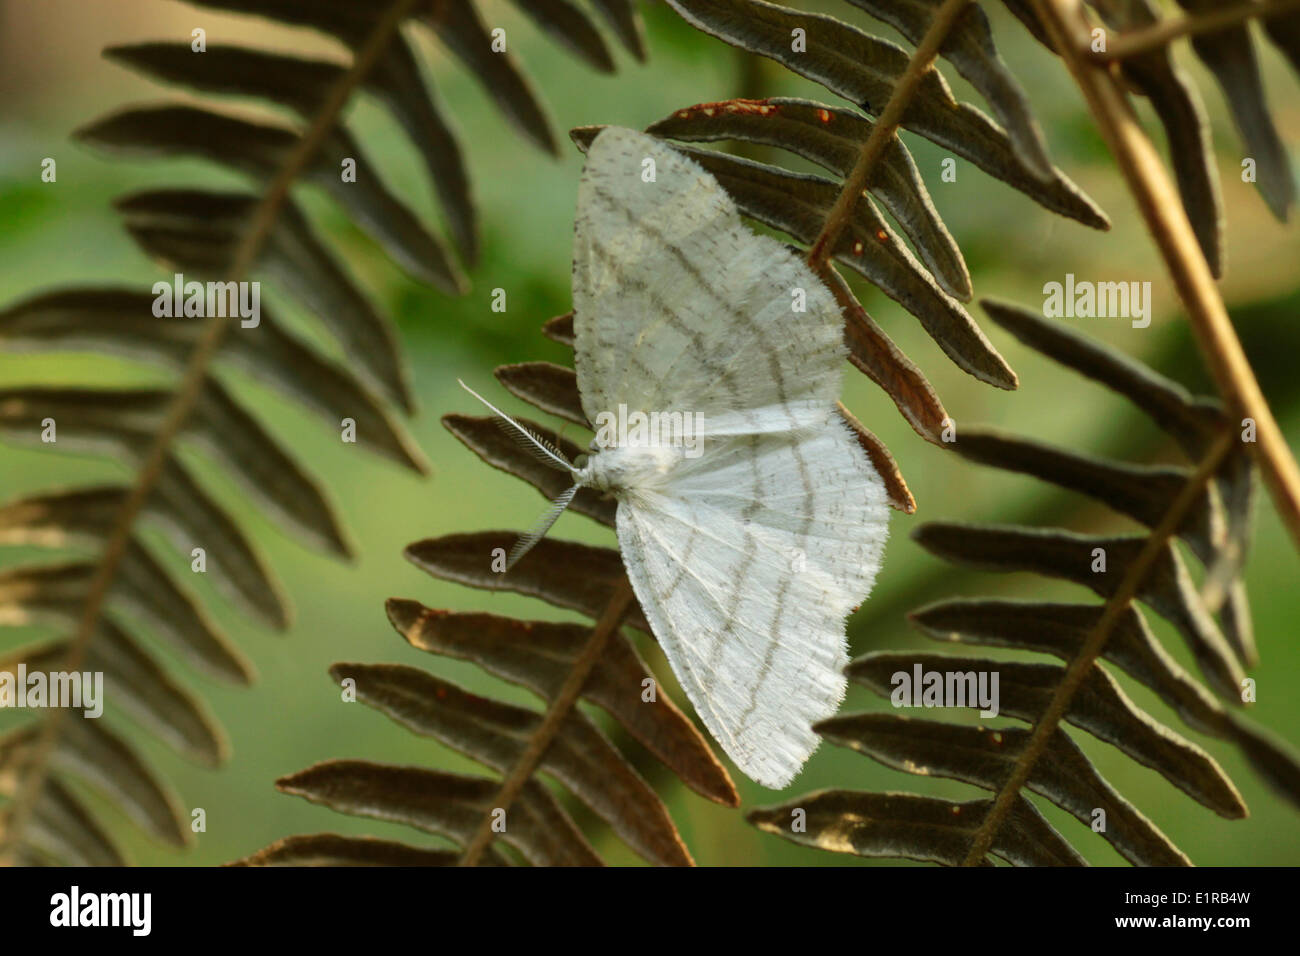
[463,127,890,788]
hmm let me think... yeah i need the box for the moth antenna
[507,484,580,570]
[458,379,576,475]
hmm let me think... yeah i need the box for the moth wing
[615,421,890,788]
[572,126,844,435]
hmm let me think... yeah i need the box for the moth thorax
[580,443,684,493]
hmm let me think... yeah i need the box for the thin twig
[458,580,637,866]
[0,0,426,865]
[961,428,1236,866]
[807,0,973,269]
[1093,0,1300,62]
[1029,0,1300,554]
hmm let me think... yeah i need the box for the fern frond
[1011,0,1299,272]
[748,301,1300,866]
[0,0,646,866]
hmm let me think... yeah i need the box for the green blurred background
[1,0,1298,865]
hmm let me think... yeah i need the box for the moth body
[579,440,684,495]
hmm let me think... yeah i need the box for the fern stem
[1029,0,1300,556]
[960,428,1236,866]
[0,0,427,865]
[458,579,637,866]
[1093,0,1300,62]
[806,0,973,269]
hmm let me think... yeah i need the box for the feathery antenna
[458,379,586,571]
[508,484,581,570]
[458,379,576,474]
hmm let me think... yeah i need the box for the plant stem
[807,0,973,269]
[458,580,637,866]
[0,0,426,866]
[1030,0,1300,555]
[961,428,1235,865]
[1093,0,1300,62]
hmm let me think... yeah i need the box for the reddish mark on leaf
[875,229,888,242]
[723,98,777,115]
[818,108,831,123]
[677,98,779,120]
[852,240,864,256]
